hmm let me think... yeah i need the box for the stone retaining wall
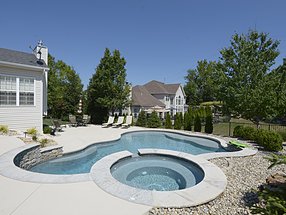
[14,145,63,170]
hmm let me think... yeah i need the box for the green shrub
[233,125,256,140]
[32,135,37,141]
[255,129,283,151]
[0,125,9,134]
[277,131,286,142]
[194,114,201,132]
[136,111,147,127]
[147,111,161,128]
[165,112,172,129]
[205,114,213,134]
[39,138,49,147]
[233,125,244,137]
[26,127,37,136]
[43,126,52,134]
[251,154,286,214]
[242,126,256,140]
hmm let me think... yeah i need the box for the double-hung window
[19,78,34,105]
[0,76,17,105]
[0,75,35,106]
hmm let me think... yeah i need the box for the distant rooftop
[144,80,181,95]
[0,48,48,68]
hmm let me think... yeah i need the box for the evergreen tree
[86,48,130,124]
[205,114,213,134]
[165,112,172,129]
[184,111,192,131]
[147,111,161,128]
[136,111,147,127]
[194,114,202,132]
[174,113,182,130]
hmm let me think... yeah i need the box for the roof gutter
[0,60,49,71]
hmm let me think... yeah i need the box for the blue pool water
[29,131,226,175]
[111,155,204,191]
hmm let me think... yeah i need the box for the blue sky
[1,0,286,88]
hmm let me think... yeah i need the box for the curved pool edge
[91,149,227,207]
[0,128,257,184]
[0,144,90,184]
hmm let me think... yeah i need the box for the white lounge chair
[112,116,124,127]
[122,116,132,128]
[102,116,114,127]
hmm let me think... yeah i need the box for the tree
[165,112,172,129]
[47,54,83,119]
[136,111,147,127]
[194,114,202,132]
[204,106,213,133]
[86,48,130,124]
[174,113,182,130]
[184,60,222,105]
[147,111,161,128]
[219,30,280,125]
[270,59,286,120]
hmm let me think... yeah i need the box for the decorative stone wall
[14,145,63,170]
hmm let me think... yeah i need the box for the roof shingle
[132,85,165,107]
[0,48,47,68]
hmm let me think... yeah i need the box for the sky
[1,0,286,88]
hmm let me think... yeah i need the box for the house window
[0,76,17,105]
[165,96,169,101]
[170,98,173,105]
[19,78,34,105]
[0,75,35,106]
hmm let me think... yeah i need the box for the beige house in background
[131,80,187,119]
[0,41,49,133]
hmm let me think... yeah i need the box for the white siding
[0,66,44,133]
[174,85,186,115]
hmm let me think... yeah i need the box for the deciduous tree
[219,30,280,125]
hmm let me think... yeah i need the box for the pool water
[111,155,204,191]
[29,131,226,175]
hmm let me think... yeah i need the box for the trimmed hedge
[254,129,283,151]
[277,131,286,142]
[233,125,244,137]
[233,125,283,151]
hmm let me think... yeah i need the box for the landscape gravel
[149,142,286,215]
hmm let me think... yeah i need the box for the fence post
[229,121,231,137]
[268,124,271,131]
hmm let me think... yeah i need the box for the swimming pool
[29,131,226,175]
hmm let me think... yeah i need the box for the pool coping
[0,129,257,184]
[91,149,228,207]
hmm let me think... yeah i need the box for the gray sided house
[0,41,49,133]
[132,80,187,119]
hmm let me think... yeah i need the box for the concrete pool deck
[0,125,257,215]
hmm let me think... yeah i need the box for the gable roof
[144,80,169,94]
[164,83,181,94]
[144,80,181,95]
[132,85,165,107]
[0,48,48,68]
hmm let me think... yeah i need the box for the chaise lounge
[122,116,132,128]
[102,116,115,127]
[112,116,124,127]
